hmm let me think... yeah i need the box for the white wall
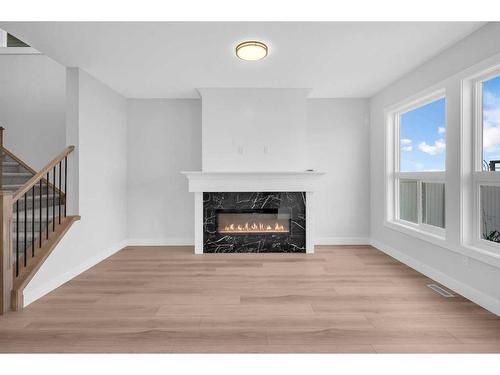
[127,99,201,244]
[370,22,500,315]
[0,54,65,169]
[23,68,128,306]
[200,88,308,172]
[307,99,370,243]
[125,97,369,244]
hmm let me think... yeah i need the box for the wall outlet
[264,145,269,154]
[237,145,244,155]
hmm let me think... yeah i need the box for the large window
[387,92,446,237]
[473,72,500,248]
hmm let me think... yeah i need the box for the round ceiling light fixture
[235,41,268,61]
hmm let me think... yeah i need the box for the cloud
[483,125,500,151]
[401,138,412,145]
[400,138,412,151]
[438,126,445,134]
[418,139,446,155]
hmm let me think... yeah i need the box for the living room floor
[1,245,499,353]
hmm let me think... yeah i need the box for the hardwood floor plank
[0,245,498,353]
[266,327,460,345]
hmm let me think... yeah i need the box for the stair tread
[2,172,32,176]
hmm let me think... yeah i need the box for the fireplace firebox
[203,192,305,253]
[216,209,291,234]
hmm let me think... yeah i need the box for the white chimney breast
[199,88,310,172]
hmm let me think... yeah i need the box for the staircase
[1,127,79,313]
[2,150,56,253]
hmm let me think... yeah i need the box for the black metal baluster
[16,200,19,277]
[46,172,49,239]
[32,186,35,257]
[24,192,27,267]
[39,179,42,248]
[53,166,56,231]
[64,156,67,218]
[58,161,62,224]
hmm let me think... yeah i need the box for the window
[472,72,500,248]
[481,75,500,171]
[422,182,445,228]
[387,92,446,237]
[0,29,30,48]
[399,98,446,172]
[481,185,500,244]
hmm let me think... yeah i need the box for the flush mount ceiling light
[235,41,268,61]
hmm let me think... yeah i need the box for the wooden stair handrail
[13,146,75,203]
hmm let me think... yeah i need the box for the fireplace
[216,209,291,234]
[203,192,306,253]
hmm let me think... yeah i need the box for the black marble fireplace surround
[203,192,306,253]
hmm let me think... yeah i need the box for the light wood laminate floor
[1,245,499,353]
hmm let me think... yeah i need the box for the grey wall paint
[126,99,202,242]
[24,68,128,305]
[307,99,370,241]
[0,54,65,169]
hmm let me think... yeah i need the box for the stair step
[14,207,62,219]
[2,172,32,177]
[13,228,60,240]
[16,193,60,200]
[0,184,23,191]
[1,162,23,173]
[14,217,60,228]
[11,216,78,261]
[15,208,58,219]
[14,197,64,215]
[14,231,39,240]
[15,215,56,223]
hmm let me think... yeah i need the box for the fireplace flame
[221,221,288,233]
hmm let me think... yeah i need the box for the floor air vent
[427,284,455,297]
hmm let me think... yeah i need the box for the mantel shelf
[181,171,326,193]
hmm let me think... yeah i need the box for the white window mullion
[0,30,7,48]
[417,181,423,225]
[395,172,445,183]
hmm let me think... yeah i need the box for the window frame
[386,89,447,239]
[0,29,7,47]
[471,69,500,251]
[0,29,39,54]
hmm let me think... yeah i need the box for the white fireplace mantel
[181,171,325,192]
[181,171,325,254]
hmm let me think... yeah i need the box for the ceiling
[0,22,485,98]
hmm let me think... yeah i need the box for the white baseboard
[127,238,369,247]
[370,238,500,316]
[23,240,128,307]
[126,238,194,246]
[315,237,370,245]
